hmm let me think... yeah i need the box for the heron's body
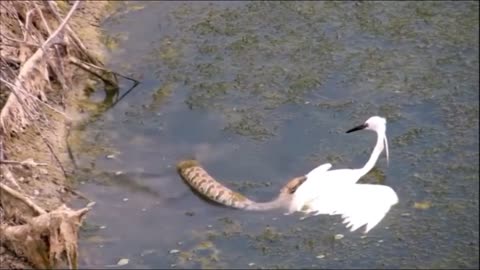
[176,116,399,234]
[289,116,399,233]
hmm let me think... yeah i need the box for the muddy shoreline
[0,1,113,268]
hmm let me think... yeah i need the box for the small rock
[361,235,367,239]
[401,212,411,217]
[106,154,116,159]
[100,225,107,229]
[39,168,48,175]
[116,258,129,266]
[248,262,255,267]
[169,249,180,254]
[123,198,129,202]
[207,225,213,228]
[33,190,40,196]
[378,239,384,243]
[316,254,325,259]
[171,264,176,268]
[334,234,344,240]
[141,208,146,212]
[115,171,123,176]
[177,241,183,245]
[19,177,24,182]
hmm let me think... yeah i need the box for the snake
[176,159,307,211]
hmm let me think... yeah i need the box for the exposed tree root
[0,184,95,269]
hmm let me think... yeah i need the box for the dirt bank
[0,1,114,268]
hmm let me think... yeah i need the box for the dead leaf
[414,201,431,210]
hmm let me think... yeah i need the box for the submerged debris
[116,258,129,266]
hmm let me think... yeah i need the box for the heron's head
[346,116,387,133]
[346,116,389,165]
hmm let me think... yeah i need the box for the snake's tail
[177,159,257,209]
[176,159,307,211]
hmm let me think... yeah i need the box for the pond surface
[71,1,479,269]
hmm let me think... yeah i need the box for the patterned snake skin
[176,159,307,211]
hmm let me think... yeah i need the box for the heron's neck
[357,129,385,177]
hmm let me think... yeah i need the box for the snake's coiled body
[176,160,307,211]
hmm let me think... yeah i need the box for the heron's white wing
[301,184,399,233]
[305,163,332,178]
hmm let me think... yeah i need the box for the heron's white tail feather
[300,184,398,233]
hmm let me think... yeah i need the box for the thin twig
[0,158,48,167]
[105,80,140,112]
[0,138,4,161]
[24,8,37,41]
[69,56,139,84]
[68,56,118,87]
[0,33,41,48]
[34,2,52,35]
[40,130,69,179]
[34,2,69,91]
[0,78,72,121]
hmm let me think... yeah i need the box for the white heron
[288,116,398,234]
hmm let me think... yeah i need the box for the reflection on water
[72,1,478,269]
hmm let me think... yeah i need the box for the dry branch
[0,0,80,134]
[0,182,46,215]
[68,56,118,87]
[0,158,48,167]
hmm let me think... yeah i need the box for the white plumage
[288,116,399,234]
[299,183,398,233]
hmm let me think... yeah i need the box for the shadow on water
[70,1,478,269]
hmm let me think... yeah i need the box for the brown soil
[0,1,115,268]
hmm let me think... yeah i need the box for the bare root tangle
[0,201,95,269]
[0,181,96,269]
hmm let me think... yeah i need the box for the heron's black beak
[346,123,368,133]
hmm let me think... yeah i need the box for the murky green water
[71,1,479,269]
